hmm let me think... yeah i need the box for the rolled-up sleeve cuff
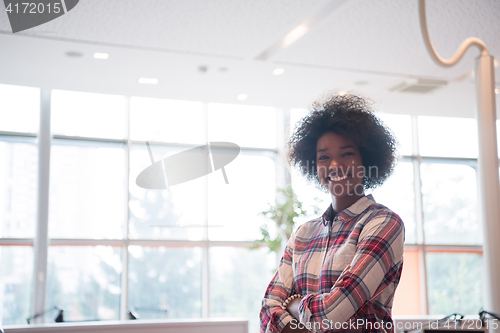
[266,309,294,333]
[298,295,314,330]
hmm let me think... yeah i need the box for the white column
[120,96,131,320]
[475,52,500,317]
[32,89,51,323]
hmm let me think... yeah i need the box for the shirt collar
[321,194,376,225]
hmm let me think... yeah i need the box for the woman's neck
[330,193,364,216]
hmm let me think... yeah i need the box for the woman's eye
[342,152,354,157]
[318,155,328,161]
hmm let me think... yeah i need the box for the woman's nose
[329,159,341,169]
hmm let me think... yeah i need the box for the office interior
[0,0,500,332]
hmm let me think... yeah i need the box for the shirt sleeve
[260,225,302,333]
[298,211,404,332]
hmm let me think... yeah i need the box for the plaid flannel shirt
[260,194,404,333]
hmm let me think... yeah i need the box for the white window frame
[0,87,489,324]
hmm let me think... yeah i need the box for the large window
[0,89,279,332]
[370,115,482,316]
[0,84,494,331]
[0,84,39,326]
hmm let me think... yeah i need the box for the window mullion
[412,115,429,315]
[202,101,210,318]
[276,107,290,189]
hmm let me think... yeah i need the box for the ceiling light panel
[272,68,285,75]
[138,77,159,84]
[93,52,109,59]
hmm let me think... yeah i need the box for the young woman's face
[316,132,365,198]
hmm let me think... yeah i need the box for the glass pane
[130,97,204,144]
[497,119,500,158]
[370,161,416,244]
[289,108,308,136]
[210,247,276,333]
[377,113,412,156]
[392,249,421,315]
[51,90,126,139]
[208,152,275,241]
[45,246,122,322]
[208,103,276,148]
[0,140,38,238]
[0,84,39,133]
[129,144,205,240]
[128,246,202,319]
[421,163,480,245]
[290,169,330,226]
[426,252,482,315]
[0,246,33,325]
[49,141,127,239]
[419,116,478,158]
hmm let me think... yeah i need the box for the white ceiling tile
[273,0,500,79]
[1,0,333,58]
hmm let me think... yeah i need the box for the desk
[3,318,248,333]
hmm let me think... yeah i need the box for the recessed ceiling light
[138,77,159,84]
[65,51,83,58]
[272,68,285,76]
[494,59,499,68]
[93,52,109,60]
[237,93,248,101]
[495,88,499,94]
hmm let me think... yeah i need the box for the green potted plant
[252,185,319,255]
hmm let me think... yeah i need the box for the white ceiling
[0,0,499,118]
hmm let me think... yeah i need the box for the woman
[260,94,404,333]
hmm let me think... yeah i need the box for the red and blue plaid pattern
[260,195,405,333]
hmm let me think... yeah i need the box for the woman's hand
[333,264,351,288]
[282,297,306,332]
[286,296,302,320]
